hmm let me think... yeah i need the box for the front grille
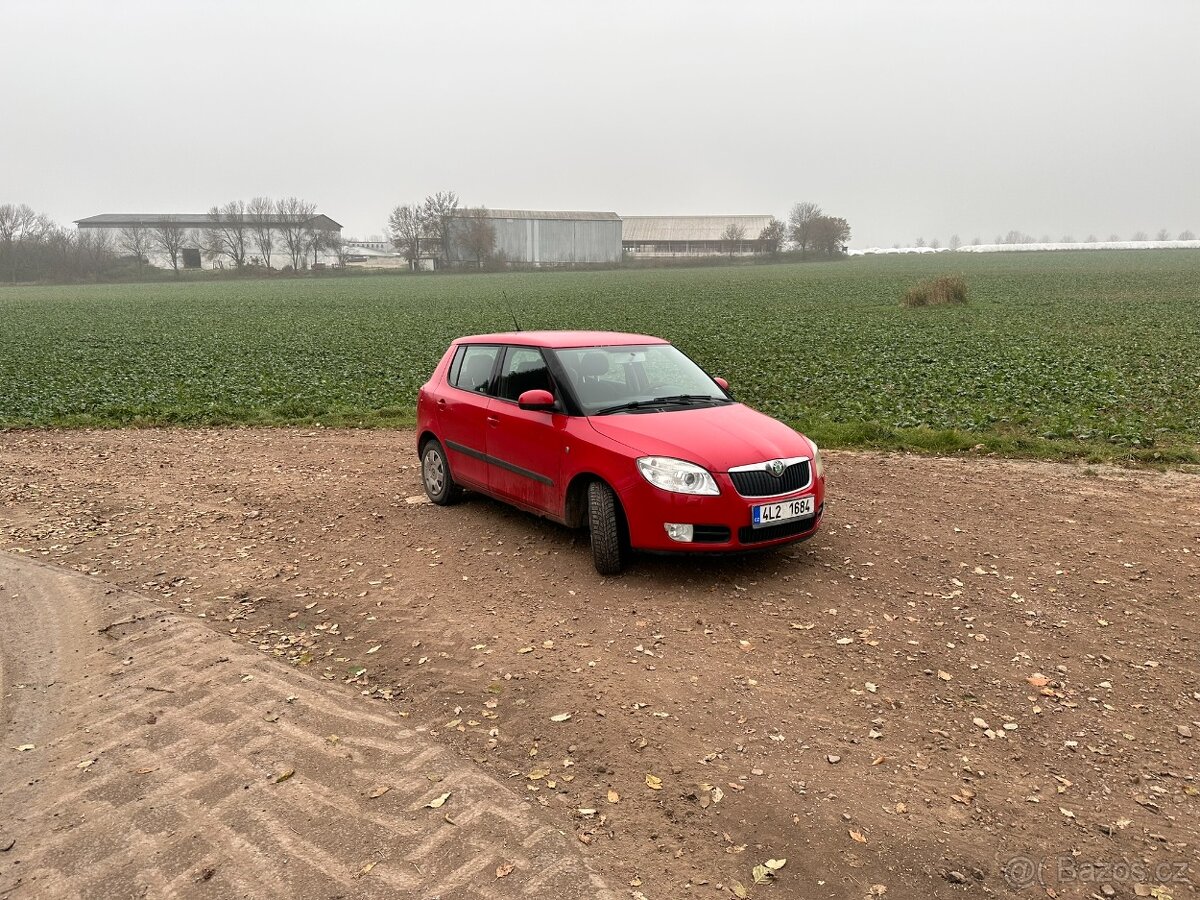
[692,525,731,543]
[738,513,819,545]
[729,459,811,497]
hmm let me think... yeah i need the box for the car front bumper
[620,473,826,553]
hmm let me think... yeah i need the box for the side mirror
[713,376,730,392]
[517,389,556,411]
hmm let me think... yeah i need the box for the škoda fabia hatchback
[416,331,825,574]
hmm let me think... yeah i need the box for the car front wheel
[421,439,462,505]
[587,480,627,575]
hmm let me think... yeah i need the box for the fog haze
[5,0,1197,247]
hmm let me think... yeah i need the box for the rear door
[437,343,500,490]
[485,345,566,513]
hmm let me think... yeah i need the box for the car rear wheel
[421,439,462,505]
[587,480,627,575]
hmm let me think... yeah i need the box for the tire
[420,438,462,506]
[587,480,627,575]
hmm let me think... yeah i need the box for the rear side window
[497,347,554,401]
[451,345,498,394]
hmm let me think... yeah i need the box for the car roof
[455,330,669,349]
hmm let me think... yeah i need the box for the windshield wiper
[593,395,730,416]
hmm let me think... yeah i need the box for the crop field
[2,250,1198,462]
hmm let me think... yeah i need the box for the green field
[2,251,1198,463]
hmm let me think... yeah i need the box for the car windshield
[551,344,730,415]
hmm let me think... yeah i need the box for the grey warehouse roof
[621,215,774,242]
[454,209,619,221]
[75,213,343,230]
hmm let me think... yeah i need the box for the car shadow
[445,490,825,584]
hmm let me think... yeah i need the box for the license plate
[752,495,814,528]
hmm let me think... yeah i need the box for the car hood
[587,403,813,472]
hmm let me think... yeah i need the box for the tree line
[386,191,500,270]
[0,198,341,283]
[125,197,344,274]
[747,202,852,258]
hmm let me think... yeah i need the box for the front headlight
[811,443,825,479]
[636,457,720,495]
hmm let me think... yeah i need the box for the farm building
[75,212,342,269]
[621,215,775,257]
[446,209,621,266]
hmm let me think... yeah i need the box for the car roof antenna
[503,291,522,331]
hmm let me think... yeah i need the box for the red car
[416,331,825,574]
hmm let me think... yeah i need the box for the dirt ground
[1,428,1197,900]
[0,554,616,899]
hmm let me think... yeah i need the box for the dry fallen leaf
[368,786,390,799]
[752,864,771,884]
[273,768,295,784]
[937,670,952,681]
[607,789,620,803]
[355,861,375,878]
[1027,673,1050,687]
[550,712,572,722]
[731,881,748,898]
[766,858,787,871]
[850,830,868,843]
[76,759,95,770]
[495,862,515,878]
[15,744,35,752]
[645,773,663,790]
[425,792,451,809]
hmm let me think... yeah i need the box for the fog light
[664,523,694,542]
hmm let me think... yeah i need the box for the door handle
[487,416,499,426]
[437,398,447,408]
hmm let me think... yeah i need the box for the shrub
[901,274,969,308]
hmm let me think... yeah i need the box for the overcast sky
[6,0,1198,247]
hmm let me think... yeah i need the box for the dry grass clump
[901,274,969,307]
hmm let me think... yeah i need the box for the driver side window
[497,347,554,402]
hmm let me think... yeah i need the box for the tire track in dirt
[0,554,616,899]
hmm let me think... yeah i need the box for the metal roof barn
[447,209,621,266]
[621,215,774,257]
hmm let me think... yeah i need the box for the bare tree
[421,191,459,267]
[788,202,822,256]
[276,197,317,270]
[1085,234,1097,243]
[1108,233,1120,242]
[152,217,190,274]
[458,207,496,267]
[758,217,786,255]
[1180,230,1195,241]
[1061,235,1075,243]
[0,203,52,282]
[1156,228,1170,241]
[930,238,941,249]
[321,231,349,267]
[205,201,250,268]
[119,224,153,272]
[721,223,746,257]
[914,237,926,248]
[971,237,981,246]
[1132,230,1148,242]
[949,234,961,250]
[388,203,425,270]
[247,196,276,268]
